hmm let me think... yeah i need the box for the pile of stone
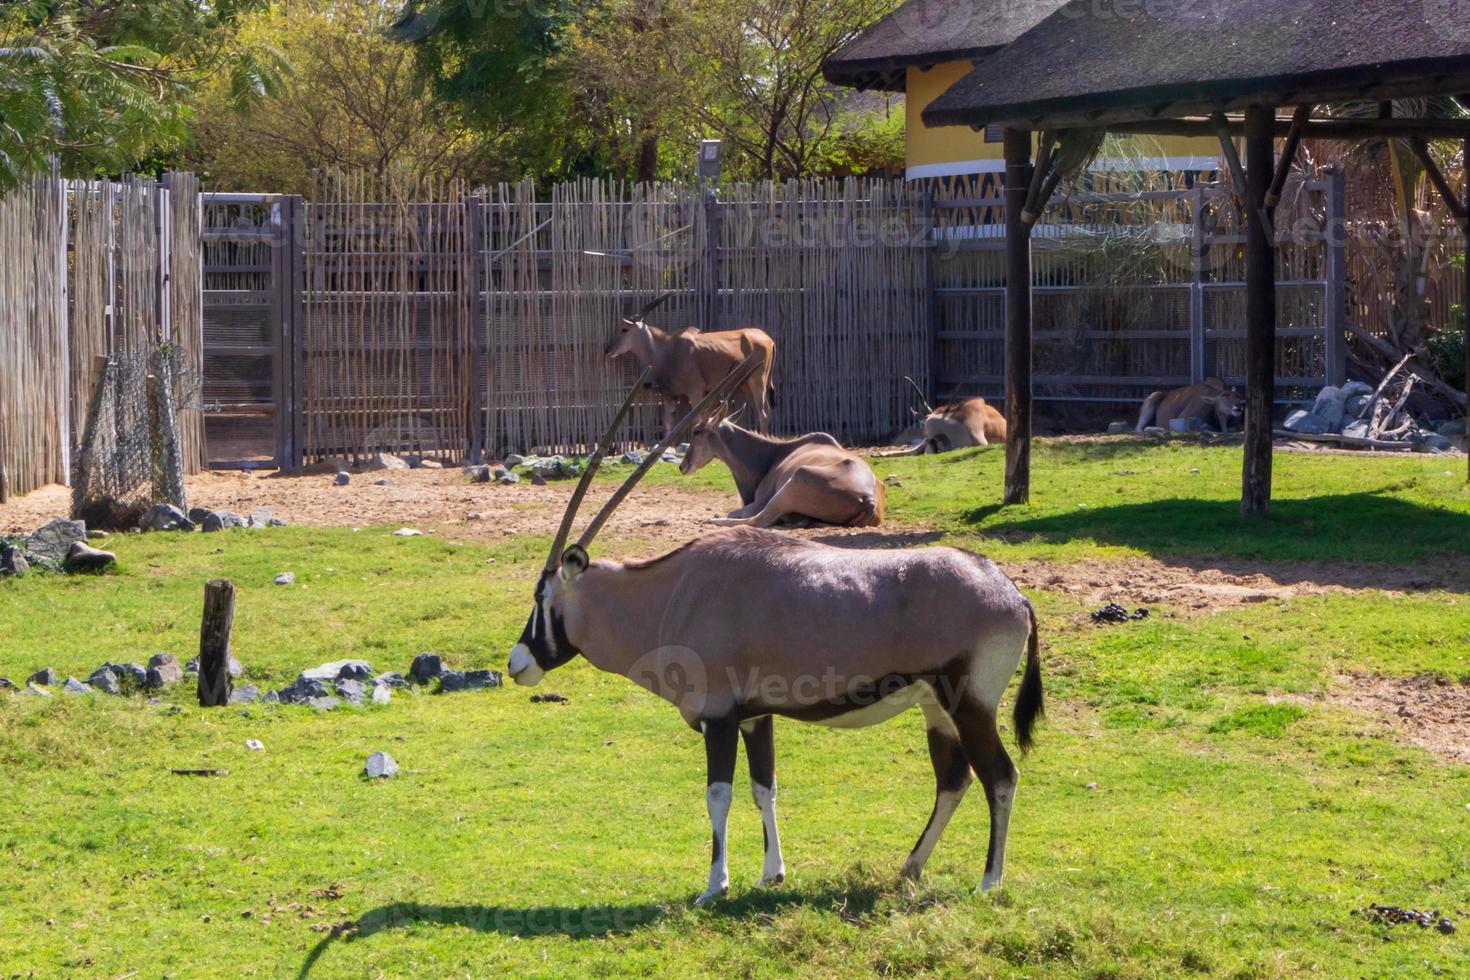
[1,518,116,577]
[1281,378,1466,453]
[462,446,686,487]
[5,652,195,697]
[140,504,286,533]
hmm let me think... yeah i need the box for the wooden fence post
[197,579,235,707]
[1241,105,1277,516]
[1189,183,1207,384]
[1324,169,1347,387]
[1002,128,1034,506]
[464,194,487,463]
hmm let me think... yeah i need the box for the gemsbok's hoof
[757,871,785,888]
[694,885,729,907]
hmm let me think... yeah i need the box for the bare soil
[1302,674,1470,765]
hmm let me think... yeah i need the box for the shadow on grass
[298,881,901,976]
[971,492,1470,568]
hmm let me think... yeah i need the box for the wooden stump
[1002,128,1033,506]
[197,579,235,707]
[1241,105,1277,515]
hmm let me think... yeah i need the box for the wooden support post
[464,195,487,464]
[197,579,236,708]
[1003,128,1033,506]
[1266,104,1313,207]
[1464,136,1469,482]
[1242,106,1277,515]
[1325,169,1347,387]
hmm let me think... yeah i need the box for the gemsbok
[680,415,885,527]
[605,293,777,434]
[507,358,1044,905]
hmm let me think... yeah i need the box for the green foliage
[0,0,282,187]
[1428,307,1466,391]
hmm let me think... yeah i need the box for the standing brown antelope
[605,294,777,434]
[680,416,884,527]
[507,359,1044,905]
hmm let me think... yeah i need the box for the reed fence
[0,172,203,504]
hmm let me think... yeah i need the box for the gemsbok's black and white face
[507,546,589,686]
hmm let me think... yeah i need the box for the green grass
[2,439,1469,976]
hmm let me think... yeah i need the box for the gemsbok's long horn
[903,376,934,416]
[576,352,763,549]
[545,367,652,570]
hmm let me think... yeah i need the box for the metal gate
[200,193,302,468]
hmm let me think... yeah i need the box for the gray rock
[86,667,121,695]
[504,454,527,468]
[1309,386,1348,431]
[301,659,375,682]
[463,464,492,483]
[407,653,443,685]
[675,443,690,455]
[261,690,280,704]
[274,572,296,586]
[621,450,647,465]
[1339,380,1374,398]
[1437,418,1467,437]
[184,654,241,678]
[1283,410,1332,435]
[1414,432,1453,453]
[26,667,58,686]
[202,513,224,533]
[1142,426,1168,437]
[65,541,116,572]
[1342,419,1372,439]
[229,686,261,704]
[393,528,422,537]
[333,472,350,486]
[247,507,278,529]
[371,681,393,705]
[27,518,87,561]
[1106,421,1132,435]
[1168,417,1203,434]
[419,459,443,470]
[659,452,679,464]
[244,738,265,751]
[147,654,183,686]
[1345,394,1372,419]
[276,676,331,703]
[306,696,341,710]
[102,662,148,688]
[364,453,409,471]
[494,467,520,485]
[439,669,502,693]
[62,676,90,695]
[375,671,409,689]
[335,679,365,704]
[87,530,109,541]
[26,683,52,697]
[0,678,14,690]
[1,542,30,578]
[188,507,212,524]
[529,471,548,487]
[364,751,398,778]
[372,478,393,486]
[140,504,194,532]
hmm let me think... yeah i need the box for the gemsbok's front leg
[740,716,785,887]
[696,716,739,906]
[901,698,973,880]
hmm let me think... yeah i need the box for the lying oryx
[680,416,884,527]
[899,379,1007,454]
[1136,378,1244,433]
[507,358,1044,905]
[605,293,777,434]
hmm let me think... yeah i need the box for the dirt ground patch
[1301,674,1470,765]
[0,469,736,544]
[1002,555,1470,612]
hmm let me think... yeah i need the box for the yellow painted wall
[905,62,1220,178]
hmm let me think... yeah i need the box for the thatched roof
[923,1,1470,129]
[824,0,1066,92]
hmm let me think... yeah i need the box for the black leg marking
[741,715,776,793]
[948,696,1018,889]
[903,716,973,879]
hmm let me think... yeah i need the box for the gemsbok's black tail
[1013,601,1044,753]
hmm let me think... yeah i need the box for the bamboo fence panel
[168,172,206,473]
[0,175,67,501]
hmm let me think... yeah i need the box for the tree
[0,0,279,188]
[677,0,900,180]
[189,0,486,195]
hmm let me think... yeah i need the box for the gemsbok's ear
[560,545,589,580]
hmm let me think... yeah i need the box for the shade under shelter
[920,0,1470,510]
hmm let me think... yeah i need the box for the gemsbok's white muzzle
[507,643,545,686]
